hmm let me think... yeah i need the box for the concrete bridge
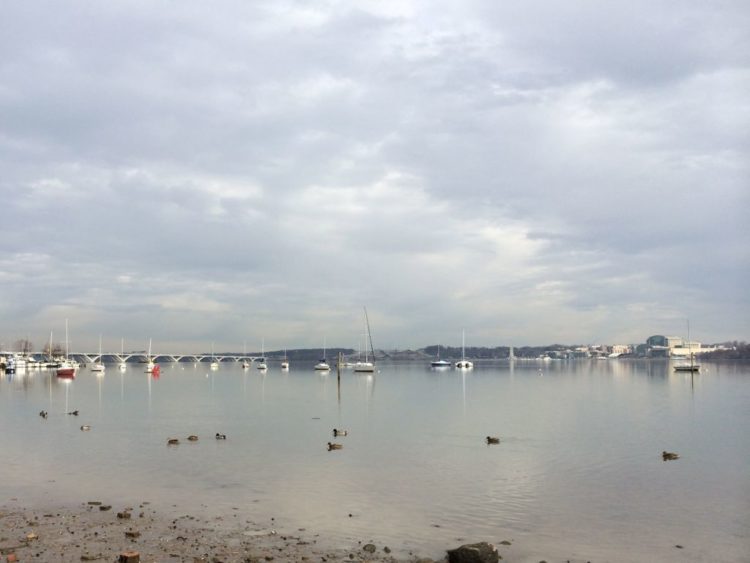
[69,352,267,364]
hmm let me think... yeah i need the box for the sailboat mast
[364,306,375,364]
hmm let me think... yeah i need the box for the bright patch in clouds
[0,0,747,350]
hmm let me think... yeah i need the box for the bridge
[68,352,269,364]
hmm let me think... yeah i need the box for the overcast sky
[1,1,748,353]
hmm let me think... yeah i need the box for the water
[1,360,748,562]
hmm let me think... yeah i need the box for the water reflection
[0,360,748,563]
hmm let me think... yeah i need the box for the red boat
[56,367,76,378]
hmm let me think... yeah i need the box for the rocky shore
[0,501,473,563]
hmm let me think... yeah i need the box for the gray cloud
[1,1,748,352]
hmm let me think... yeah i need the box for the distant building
[644,334,715,357]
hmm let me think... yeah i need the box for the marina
[1,359,748,562]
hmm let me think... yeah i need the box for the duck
[67,410,79,416]
[39,410,48,419]
[662,451,679,461]
[332,428,348,437]
[215,433,227,440]
[187,435,199,441]
[327,442,343,451]
[167,438,180,445]
[486,436,500,445]
[80,425,91,431]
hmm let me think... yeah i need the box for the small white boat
[145,338,157,373]
[315,338,331,371]
[117,338,127,370]
[455,329,473,369]
[91,335,105,373]
[280,348,289,370]
[209,342,219,370]
[257,339,267,370]
[354,307,376,373]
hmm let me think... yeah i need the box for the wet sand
[0,501,444,563]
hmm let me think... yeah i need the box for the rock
[99,505,112,511]
[363,543,376,553]
[117,511,132,519]
[119,552,140,563]
[125,530,141,538]
[499,541,511,546]
[447,542,499,563]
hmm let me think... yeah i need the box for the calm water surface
[1,360,748,562]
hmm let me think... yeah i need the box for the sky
[1,1,748,353]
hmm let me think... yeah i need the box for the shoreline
[0,500,445,563]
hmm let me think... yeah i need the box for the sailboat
[455,329,473,369]
[145,338,156,373]
[354,307,375,373]
[241,342,251,369]
[210,342,219,370]
[256,339,268,370]
[431,344,451,368]
[43,329,58,368]
[674,321,700,372]
[314,338,331,371]
[118,338,127,370]
[91,334,105,372]
[56,319,77,378]
[280,349,289,370]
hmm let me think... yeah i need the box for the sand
[0,501,441,563]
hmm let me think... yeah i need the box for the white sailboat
[455,329,473,369]
[257,339,268,370]
[91,334,105,372]
[280,348,289,370]
[210,342,219,370]
[118,338,127,370]
[314,338,331,371]
[354,307,375,373]
[145,338,156,373]
[241,342,251,369]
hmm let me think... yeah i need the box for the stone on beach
[447,542,500,563]
[118,550,140,562]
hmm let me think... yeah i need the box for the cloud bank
[1,1,748,352]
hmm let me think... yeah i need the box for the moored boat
[56,320,77,378]
[455,329,473,369]
[353,307,376,373]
